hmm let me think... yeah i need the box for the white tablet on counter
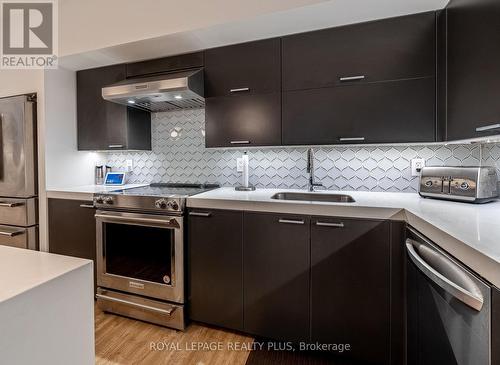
[104,172,126,186]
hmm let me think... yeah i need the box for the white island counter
[0,246,94,365]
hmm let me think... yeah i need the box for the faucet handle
[309,182,324,192]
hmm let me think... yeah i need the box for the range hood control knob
[155,199,168,209]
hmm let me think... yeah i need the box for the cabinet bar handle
[278,219,305,225]
[476,124,500,132]
[189,212,212,217]
[108,144,123,148]
[230,87,250,93]
[79,204,95,209]
[316,221,345,228]
[0,202,24,208]
[339,75,365,82]
[339,137,365,142]
[230,140,250,145]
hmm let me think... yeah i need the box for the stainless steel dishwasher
[406,227,491,365]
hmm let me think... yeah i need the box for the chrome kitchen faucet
[307,148,324,192]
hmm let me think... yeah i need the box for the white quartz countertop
[188,187,500,287]
[0,245,92,303]
[46,184,148,200]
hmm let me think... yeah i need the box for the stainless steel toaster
[419,166,499,203]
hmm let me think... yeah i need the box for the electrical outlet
[411,158,425,177]
[126,159,133,172]
[236,158,244,172]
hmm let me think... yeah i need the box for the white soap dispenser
[235,151,256,191]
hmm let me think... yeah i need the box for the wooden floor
[95,305,253,365]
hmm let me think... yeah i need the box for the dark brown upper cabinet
[126,52,204,78]
[282,12,437,91]
[281,11,437,145]
[205,92,281,147]
[446,0,500,140]
[77,64,151,151]
[283,78,436,145]
[204,39,282,147]
[204,38,281,97]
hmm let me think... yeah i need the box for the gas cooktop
[94,183,219,214]
[109,183,220,198]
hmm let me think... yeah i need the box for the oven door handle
[406,239,484,311]
[95,213,180,228]
[95,293,176,316]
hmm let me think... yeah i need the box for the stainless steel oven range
[94,183,218,330]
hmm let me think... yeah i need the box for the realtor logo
[0,0,58,68]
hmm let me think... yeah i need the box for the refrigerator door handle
[406,239,484,311]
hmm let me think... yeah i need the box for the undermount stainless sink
[271,192,356,203]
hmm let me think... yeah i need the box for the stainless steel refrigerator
[0,94,38,249]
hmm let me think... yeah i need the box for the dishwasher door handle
[406,239,484,311]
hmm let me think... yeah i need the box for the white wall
[0,70,48,250]
[58,0,326,57]
[44,67,104,190]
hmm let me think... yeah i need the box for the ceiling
[59,0,449,71]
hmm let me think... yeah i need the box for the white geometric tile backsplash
[106,108,500,193]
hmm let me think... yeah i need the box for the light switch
[126,159,134,172]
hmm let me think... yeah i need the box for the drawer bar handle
[0,202,24,208]
[278,219,305,225]
[316,221,345,228]
[0,229,25,237]
[230,140,250,145]
[108,144,124,149]
[476,124,500,132]
[230,87,250,93]
[339,137,365,142]
[79,204,95,209]
[189,212,212,217]
[96,293,175,316]
[339,75,365,82]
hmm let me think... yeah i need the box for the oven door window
[104,222,173,285]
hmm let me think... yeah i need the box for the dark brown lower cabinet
[48,198,97,290]
[243,212,310,342]
[187,209,403,361]
[187,210,243,331]
[492,287,500,364]
[311,217,392,364]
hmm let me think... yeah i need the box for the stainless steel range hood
[102,69,204,112]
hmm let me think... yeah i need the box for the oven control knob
[104,196,114,204]
[95,196,104,204]
[155,199,168,209]
[460,182,470,190]
[169,201,179,211]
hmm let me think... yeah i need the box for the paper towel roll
[242,153,249,188]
